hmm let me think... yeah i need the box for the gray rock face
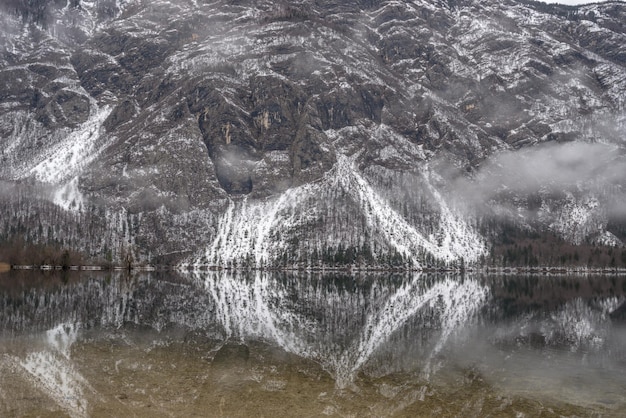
[1,0,625,266]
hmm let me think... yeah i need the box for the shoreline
[3,262,626,275]
[5,264,158,272]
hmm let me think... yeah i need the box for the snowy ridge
[332,154,486,265]
[190,153,486,268]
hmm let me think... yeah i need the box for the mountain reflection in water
[0,271,625,417]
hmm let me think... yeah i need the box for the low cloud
[542,1,604,5]
[450,141,626,218]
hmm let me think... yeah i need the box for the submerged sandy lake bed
[1,271,625,417]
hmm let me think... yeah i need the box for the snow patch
[29,104,112,185]
[550,195,605,244]
[592,231,623,247]
[544,298,618,350]
[53,176,85,212]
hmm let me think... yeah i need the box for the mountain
[1,0,625,268]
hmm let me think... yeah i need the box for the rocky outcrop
[1,0,625,266]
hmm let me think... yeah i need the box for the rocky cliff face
[1,0,625,267]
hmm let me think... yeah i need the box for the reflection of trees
[196,271,488,386]
[0,273,212,333]
[1,271,489,385]
[2,271,623,386]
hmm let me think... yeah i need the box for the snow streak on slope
[1,100,112,212]
[196,271,488,388]
[28,103,112,185]
[196,182,318,266]
[332,154,486,265]
[191,154,486,268]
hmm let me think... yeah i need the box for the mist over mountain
[1,0,625,268]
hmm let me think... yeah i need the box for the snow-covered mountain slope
[1,0,626,266]
[189,153,485,268]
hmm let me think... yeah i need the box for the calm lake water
[0,270,625,417]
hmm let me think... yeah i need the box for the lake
[1,270,625,417]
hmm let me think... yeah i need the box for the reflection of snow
[335,276,488,384]
[15,323,94,418]
[493,295,623,353]
[46,323,80,358]
[545,297,620,349]
[196,271,488,387]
